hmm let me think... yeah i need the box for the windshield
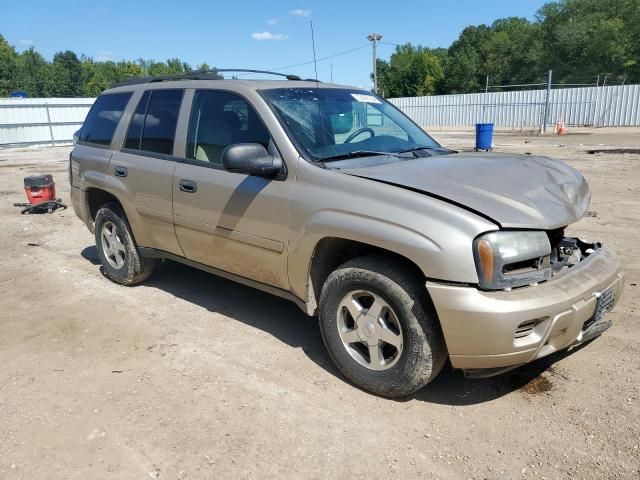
[261,88,441,162]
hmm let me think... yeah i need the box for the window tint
[79,93,131,146]
[124,89,183,155]
[124,91,150,150]
[186,90,270,164]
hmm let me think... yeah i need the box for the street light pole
[367,33,382,93]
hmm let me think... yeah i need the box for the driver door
[172,89,293,289]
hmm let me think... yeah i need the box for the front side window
[124,89,183,155]
[186,90,270,165]
[79,92,132,146]
[261,88,442,163]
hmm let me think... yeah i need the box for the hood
[343,152,590,230]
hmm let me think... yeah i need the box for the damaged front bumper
[427,247,623,374]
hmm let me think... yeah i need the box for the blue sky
[1,0,549,87]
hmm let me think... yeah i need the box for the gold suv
[70,70,623,397]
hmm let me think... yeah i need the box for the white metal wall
[390,84,640,128]
[1,84,639,146]
[0,98,94,146]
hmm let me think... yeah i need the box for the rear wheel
[319,255,446,397]
[94,203,154,285]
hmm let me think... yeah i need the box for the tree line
[1,0,639,98]
[377,0,640,97]
[0,40,213,97]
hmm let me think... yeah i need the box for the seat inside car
[195,114,233,164]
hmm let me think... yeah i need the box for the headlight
[473,231,551,290]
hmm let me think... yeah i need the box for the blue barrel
[475,123,494,151]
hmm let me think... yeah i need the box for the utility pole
[541,69,552,134]
[330,63,333,83]
[485,75,489,93]
[367,33,382,93]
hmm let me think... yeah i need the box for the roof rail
[111,69,302,88]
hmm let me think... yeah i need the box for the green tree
[45,51,83,96]
[485,18,544,85]
[537,0,640,83]
[0,34,18,95]
[15,47,48,96]
[116,60,144,81]
[376,43,444,97]
[442,25,492,93]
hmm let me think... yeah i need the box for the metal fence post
[44,102,55,145]
[541,70,552,134]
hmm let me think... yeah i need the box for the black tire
[94,202,154,285]
[318,255,447,397]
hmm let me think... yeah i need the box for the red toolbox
[24,175,56,204]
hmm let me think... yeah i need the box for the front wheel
[318,255,447,397]
[94,203,154,285]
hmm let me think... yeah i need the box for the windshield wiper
[397,145,456,154]
[320,150,401,163]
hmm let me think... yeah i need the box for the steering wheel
[344,127,375,144]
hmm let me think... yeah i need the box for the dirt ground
[0,127,639,480]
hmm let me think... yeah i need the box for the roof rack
[111,69,304,88]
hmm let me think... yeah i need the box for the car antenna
[309,20,326,164]
[310,20,319,82]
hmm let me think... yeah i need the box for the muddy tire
[318,255,447,398]
[94,202,154,286]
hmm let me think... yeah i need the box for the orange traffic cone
[556,119,567,135]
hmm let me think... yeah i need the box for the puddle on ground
[521,375,553,395]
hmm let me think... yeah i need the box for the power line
[269,43,370,71]
[379,41,404,47]
[237,43,370,77]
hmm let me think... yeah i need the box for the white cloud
[289,9,311,17]
[95,51,115,61]
[19,39,34,46]
[251,31,288,41]
[267,18,279,25]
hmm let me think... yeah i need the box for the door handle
[114,166,128,177]
[179,179,198,193]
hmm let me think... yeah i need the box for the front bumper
[427,248,623,371]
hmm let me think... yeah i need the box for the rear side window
[79,93,131,146]
[124,89,183,155]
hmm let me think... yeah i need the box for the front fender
[287,162,499,302]
[288,208,488,301]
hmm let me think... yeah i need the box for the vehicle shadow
[408,343,590,406]
[81,245,102,265]
[81,249,591,406]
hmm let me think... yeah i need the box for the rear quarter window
[79,93,132,146]
[124,89,183,155]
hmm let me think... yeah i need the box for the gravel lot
[0,128,639,479]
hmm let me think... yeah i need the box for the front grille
[583,288,615,331]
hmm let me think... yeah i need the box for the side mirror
[222,143,282,177]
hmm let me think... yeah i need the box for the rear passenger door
[109,89,184,256]
[71,92,132,193]
[172,89,293,289]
